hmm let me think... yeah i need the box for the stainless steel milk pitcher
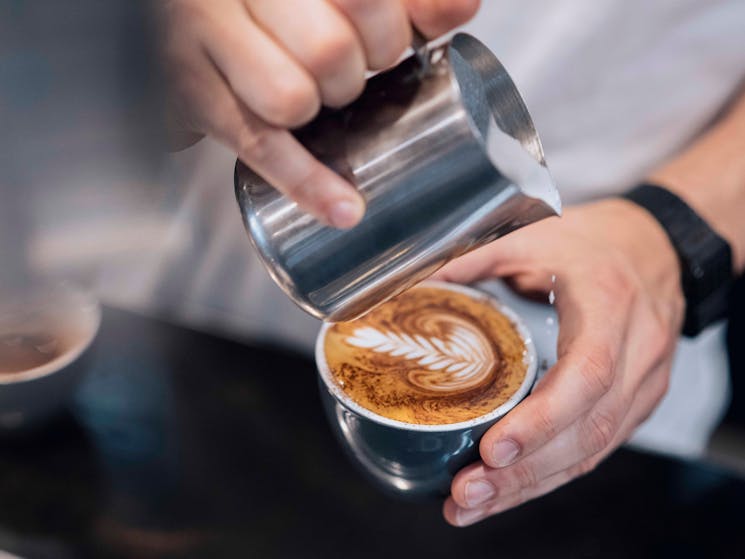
[234,33,561,322]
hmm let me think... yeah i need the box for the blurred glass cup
[315,283,537,499]
[0,283,100,433]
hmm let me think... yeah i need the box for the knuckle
[650,314,676,362]
[412,0,481,32]
[323,74,365,109]
[209,102,243,142]
[304,30,358,77]
[634,304,678,372]
[512,462,539,490]
[633,375,670,428]
[277,165,327,208]
[532,405,558,440]
[170,70,209,125]
[596,262,636,302]
[571,458,599,478]
[334,0,375,15]
[335,0,409,70]
[652,370,671,405]
[369,29,409,71]
[651,334,672,367]
[235,126,274,165]
[259,79,319,128]
[448,0,482,21]
[373,43,407,70]
[583,408,618,455]
[169,0,211,28]
[579,347,615,397]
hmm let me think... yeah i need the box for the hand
[434,199,685,526]
[158,0,480,228]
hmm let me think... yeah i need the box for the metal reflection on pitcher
[234,33,561,322]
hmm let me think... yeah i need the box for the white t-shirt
[461,1,745,456]
[95,0,745,457]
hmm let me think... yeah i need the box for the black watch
[622,184,733,337]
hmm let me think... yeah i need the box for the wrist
[648,99,745,275]
[605,199,683,289]
[650,171,745,275]
[621,184,735,335]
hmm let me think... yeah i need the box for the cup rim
[315,280,538,432]
[0,283,101,385]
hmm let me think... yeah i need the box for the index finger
[231,108,366,228]
[196,59,366,229]
[478,271,633,468]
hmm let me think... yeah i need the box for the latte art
[345,313,496,393]
[323,284,529,425]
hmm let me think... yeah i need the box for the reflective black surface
[1,308,744,558]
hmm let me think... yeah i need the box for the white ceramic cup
[0,283,101,432]
[315,281,537,499]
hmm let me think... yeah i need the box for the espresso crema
[323,285,528,425]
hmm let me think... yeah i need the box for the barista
[157,0,745,527]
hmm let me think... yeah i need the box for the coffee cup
[0,283,101,432]
[315,281,537,499]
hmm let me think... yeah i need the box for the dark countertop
[1,307,744,559]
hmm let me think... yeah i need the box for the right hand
[158,0,481,228]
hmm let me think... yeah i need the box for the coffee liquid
[324,285,528,425]
[0,332,60,375]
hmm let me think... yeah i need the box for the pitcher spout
[484,114,561,219]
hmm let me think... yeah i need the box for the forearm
[651,86,745,274]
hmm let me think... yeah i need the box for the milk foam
[323,284,531,425]
[346,312,495,393]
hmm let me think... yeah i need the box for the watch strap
[623,184,733,336]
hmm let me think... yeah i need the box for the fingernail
[328,200,364,229]
[464,480,496,507]
[456,506,486,527]
[491,439,520,467]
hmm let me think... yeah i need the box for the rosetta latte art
[345,314,496,392]
[324,285,528,424]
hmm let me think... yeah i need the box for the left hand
[434,199,685,526]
